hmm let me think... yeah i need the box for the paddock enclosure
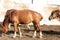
[0,0,60,40]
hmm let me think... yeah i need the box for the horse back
[9,9,43,24]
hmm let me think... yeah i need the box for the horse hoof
[13,36,16,38]
[28,27,30,30]
[40,36,43,38]
[2,33,6,37]
[20,35,23,37]
[2,35,5,37]
[32,36,36,38]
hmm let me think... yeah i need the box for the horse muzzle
[49,17,51,20]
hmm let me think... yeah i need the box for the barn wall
[0,0,60,25]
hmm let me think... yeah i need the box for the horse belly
[19,14,33,24]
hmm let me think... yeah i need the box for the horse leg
[13,23,17,38]
[18,27,22,37]
[25,24,30,29]
[37,23,42,38]
[8,24,11,29]
[33,23,37,38]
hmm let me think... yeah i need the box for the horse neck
[3,18,9,27]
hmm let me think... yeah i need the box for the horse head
[49,10,60,20]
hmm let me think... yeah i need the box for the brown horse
[49,10,60,21]
[2,9,43,38]
[1,9,15,35]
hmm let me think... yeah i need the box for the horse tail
[38,13,43,21]
[40,15,43,21]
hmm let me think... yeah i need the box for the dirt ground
[0,25,60,40]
